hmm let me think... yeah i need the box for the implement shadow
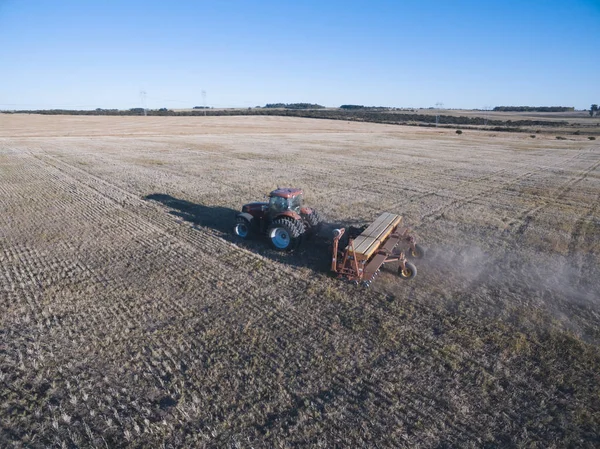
[144,193,335,273]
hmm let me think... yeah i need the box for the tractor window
[269,196,288,213]
[289,194,303,212]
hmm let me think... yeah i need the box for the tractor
[234,188,323,250]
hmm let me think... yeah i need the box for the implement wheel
[398,262,417,280]
[408,244,426,260]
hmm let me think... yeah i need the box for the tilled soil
[1,115,599,448]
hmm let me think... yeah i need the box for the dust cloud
[419,243,600,342]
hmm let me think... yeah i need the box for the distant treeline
[243,109,567,128]
[2,108,179,116]
[493,106,574,112]
[2,108,569,128]
[263,103,325,109]
[340,105,394,110]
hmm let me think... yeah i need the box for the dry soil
[1,114,599,448]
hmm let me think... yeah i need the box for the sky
[0,0,598,110]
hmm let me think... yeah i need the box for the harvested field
[1,114,599,448]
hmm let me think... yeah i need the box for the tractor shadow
[144,193,340,274]
[145,193,237,234]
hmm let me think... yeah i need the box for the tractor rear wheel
[306,210,323,232]
[234,217,252,239]
[398,262,417,280]
[268,218,304,251]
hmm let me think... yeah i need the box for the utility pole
[201,90,207,116]
[435,102,444,127]
[483,105,491,126]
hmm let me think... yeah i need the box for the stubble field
[1,114,599,448]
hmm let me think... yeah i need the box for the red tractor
[234,188,323,250]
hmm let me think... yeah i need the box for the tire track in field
[332,151,586,220]
[368,146,576,205]
[31,153,247,255]
[383,153,570,223]
[412,150,588,227]
[337,151,520,204]
[566,173,600,293]
[417,170,534,225]
[568,189,600,257]
[508,157,600,238]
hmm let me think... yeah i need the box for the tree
[590,104,598,117]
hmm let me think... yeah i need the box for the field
[1,114,599,448]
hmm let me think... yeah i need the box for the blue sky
[0,0,598,110]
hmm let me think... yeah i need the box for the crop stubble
[1,115,599,448]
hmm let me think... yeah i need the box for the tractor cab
[268,188,303,215]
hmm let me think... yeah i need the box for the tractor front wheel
[268,218,304,251]
[234,217,252,239]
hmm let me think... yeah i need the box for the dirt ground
[1,114,599,448]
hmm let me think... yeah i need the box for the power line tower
[201,90,207,116]
[483,105,491,126]
[140,90,147,116]
[435,102,444,127]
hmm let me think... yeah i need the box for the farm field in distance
[1,114,599,447]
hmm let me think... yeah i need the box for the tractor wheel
[398,262,417,280]
[306,210,323,232]
[407,244,426,260]
[234,217,252,239]
[268,218,304,251]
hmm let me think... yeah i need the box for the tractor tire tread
[306,210,323,229]
[271,217,305,238]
